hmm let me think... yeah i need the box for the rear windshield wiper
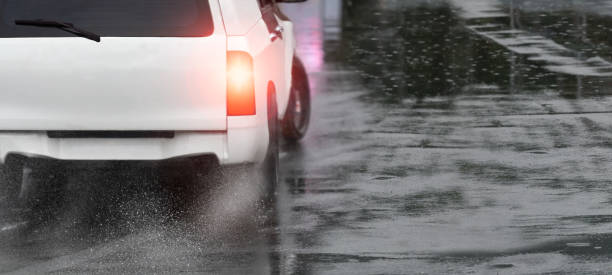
[15,19,101,42]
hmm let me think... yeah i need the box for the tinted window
[0,0,213,37]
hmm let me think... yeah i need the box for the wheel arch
[267,80,280,118]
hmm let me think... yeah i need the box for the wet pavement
[5,0,612,274]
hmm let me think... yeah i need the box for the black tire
[213,91,279,213]
[263,90,280,202]
[0,156,65,226]
[0,156,25,216]
[282,56,311,141]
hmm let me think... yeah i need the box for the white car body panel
[279,17,297,115]
[0,37,227,131]
[224,11,290,118]
[0,125,267,165]
[0,0,298,165]
[217,0,261,36]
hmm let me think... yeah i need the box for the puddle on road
[277,1,612,273]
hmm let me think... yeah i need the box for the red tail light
[227,51,256,116]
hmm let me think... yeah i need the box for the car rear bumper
[0,117,269,165]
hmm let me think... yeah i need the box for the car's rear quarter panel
[220,0,292,119]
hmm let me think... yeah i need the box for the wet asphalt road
[5,0,612,274]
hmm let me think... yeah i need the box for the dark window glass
[0,0,213,37]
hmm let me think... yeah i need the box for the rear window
[0,0,214,37]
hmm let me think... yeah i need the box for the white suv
[0,0,311,212]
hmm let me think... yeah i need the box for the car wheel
[207,92,279,221]
[0,156,65,226]
[263,90,280,203]
[0,157,23,221]
[282,57,311,141]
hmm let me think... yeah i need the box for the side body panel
[217,0,261,36]
[275,6,298,115]
[224,20,282,164]
[219,0,294,119]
